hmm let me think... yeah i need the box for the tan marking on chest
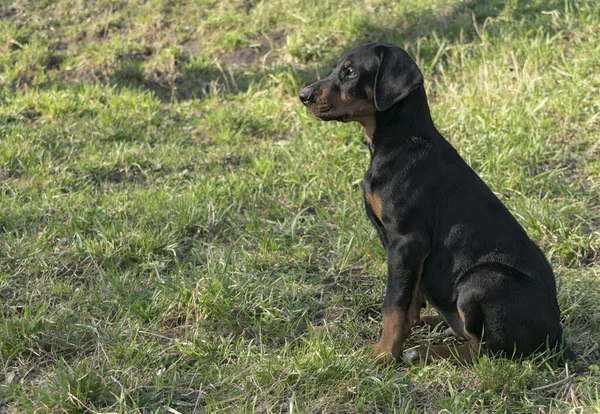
[368,192,383,222]
[361,117,376,144]
[358,87,376,144]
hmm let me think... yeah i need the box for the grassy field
[1,0,599,412]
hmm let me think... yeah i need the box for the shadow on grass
[104,0,569,102]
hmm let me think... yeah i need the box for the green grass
[1,0,599,412]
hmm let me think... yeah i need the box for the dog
[299,42,575,364]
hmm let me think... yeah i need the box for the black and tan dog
[299,42,575,364]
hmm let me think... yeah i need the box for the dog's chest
[363,168,385,225]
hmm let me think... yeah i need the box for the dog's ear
[374,45,424,112]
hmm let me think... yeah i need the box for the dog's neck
[367,86,437,153]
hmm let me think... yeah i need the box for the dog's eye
[345,67,357,78]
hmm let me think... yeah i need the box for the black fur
[299,42,575,362]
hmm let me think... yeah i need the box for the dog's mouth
[319,113,350,122]
[308,103,347,122]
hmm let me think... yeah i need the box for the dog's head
[299,43,423,122]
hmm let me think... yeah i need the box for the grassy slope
[1,0,599,412]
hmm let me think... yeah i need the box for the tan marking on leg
[373,267,425,363]
[458,307,474,340]
[373,309,406,363]
[458,308,468,332]
[368,192,383,222]
[458,306,481,352]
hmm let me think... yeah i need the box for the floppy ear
[374,45,424,112]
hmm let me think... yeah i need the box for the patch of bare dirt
[219,29,287,67]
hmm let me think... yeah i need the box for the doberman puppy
[299,42,575,364]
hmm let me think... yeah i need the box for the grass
[1,0,599,412]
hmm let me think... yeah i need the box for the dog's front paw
[372,343,397,364]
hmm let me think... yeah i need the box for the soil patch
[219,29,287,67]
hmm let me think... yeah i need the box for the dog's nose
[299,87,314,105]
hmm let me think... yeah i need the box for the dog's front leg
[373,237,429,364]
